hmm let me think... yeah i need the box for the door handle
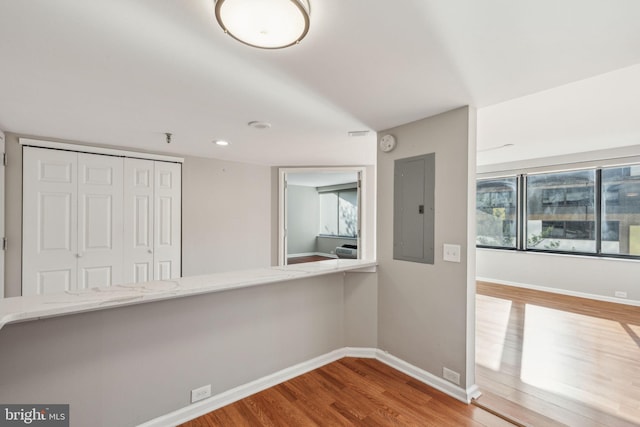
[418,205,424,214]
[148,249,153,254]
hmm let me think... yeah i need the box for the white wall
[477,147,640,303]
[0,130,4,298]
[477,249,640,301]
[376,106,477,391]
[344,272,378,348]
[181,155,271,276]
[286,185,319,255]
[4,133,21,296]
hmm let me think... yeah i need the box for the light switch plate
[443,244,461,263]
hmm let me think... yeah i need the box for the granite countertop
[0,259,377,331]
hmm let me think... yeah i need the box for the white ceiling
[477,64,640,166]
[1,0,640,166]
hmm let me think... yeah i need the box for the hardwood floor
[475,281,640,427]
[287,255,336,265]
[180,358,514,426]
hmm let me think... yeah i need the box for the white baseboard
[477,276,640,307]
[343,346,378,358]
[139,347,477,426]
[375,350,479,403]
[139,348,348,427]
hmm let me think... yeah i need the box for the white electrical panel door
[123,158,155,284]
[154,162,181,281]
[22,147,79,296]
[77,153,124,289]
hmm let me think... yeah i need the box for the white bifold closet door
[152,161,181,281]
[23,147,182,296]
[123,158,181,283]
[77,153,124,288]
[22,147,124,295]
[123,158,154,283]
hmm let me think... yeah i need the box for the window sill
[477,246,640,262]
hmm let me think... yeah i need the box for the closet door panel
[23,145,182,294]
[77,153,124,289]
[22,147,78,296]
[154,162,181,280]
[133,262,150,283]
[123,158,154,284]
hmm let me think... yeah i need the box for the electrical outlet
[615,291,628,298]
[191,384,211,403]
[443,367,460,385]
[443,244,461,263]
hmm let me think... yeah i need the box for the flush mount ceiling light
[213,139,230,146]
[214,0,310,49]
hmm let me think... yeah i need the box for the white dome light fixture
[214,0,310,49]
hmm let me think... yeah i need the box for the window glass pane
[526,170,596,252]
[601,165,640,255]
[338,189,358,237]
[319,192,338,235]
[476,177,517,248]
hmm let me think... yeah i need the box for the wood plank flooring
[180,358,514,426]
[475,281,640,427]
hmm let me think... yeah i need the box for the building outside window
[526,169,596,253]
[476,162,640,259]
[602,165,640,255]
[476,177,517,248]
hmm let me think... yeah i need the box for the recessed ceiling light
[248,121,272,129]
[214,140,230,146]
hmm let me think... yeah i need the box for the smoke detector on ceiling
[248,121,272,129]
